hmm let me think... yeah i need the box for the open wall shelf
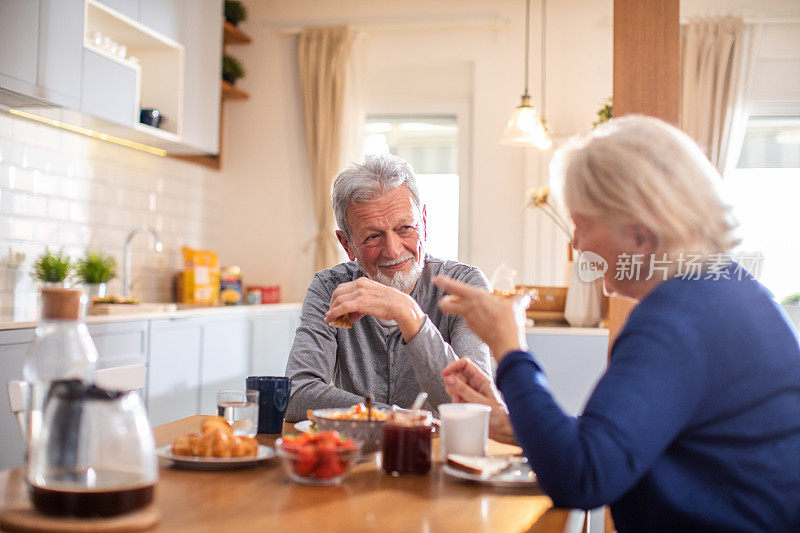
[224,21,252,45]
[84,0,184,138]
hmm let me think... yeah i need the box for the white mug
[439,403,491,459]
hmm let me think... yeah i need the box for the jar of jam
[382,409,432,476]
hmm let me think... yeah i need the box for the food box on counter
[178,247,220,304]
[246,285,280,304]
[220,266,243,305]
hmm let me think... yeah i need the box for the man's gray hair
[332,153,422,237]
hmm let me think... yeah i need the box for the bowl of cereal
[310,403,388,454]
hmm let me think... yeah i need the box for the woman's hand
[443,359,517,445]
[433,275,529,362]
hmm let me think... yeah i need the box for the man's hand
[434,275,529,362]
[443,359,517,445]
[325,277,426,342]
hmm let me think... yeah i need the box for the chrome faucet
[123,226,163,297]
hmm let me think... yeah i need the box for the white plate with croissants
[157,416,277,470]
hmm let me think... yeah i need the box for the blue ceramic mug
[245,376,291,434]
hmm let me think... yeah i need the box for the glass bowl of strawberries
[275,431,360,485]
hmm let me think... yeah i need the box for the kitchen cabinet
[80,49,138,127]
[95,0,138,20]
[87,320,148,393]
[0,0,222,156]
[525,328,609,416]
[147,307,300,424]
[251,309,301,377]
[0,0,40,96]
[175,2,223,153]
[37,0,84,109]
[199,316,250,415]
[137,0,180,44]
[174,19,248,167]
[0,0,83,109]
[0,329,35,471]
[147,318,203,427]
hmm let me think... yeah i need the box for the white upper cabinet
[137,0,180,42]
[95,0,138,20]
[0,0,222,156]
[80,48,139,127]
[174,1,222,153]
[0,0,40,96]
[38,0,84,109]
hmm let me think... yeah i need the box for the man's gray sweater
[284,256,492,421]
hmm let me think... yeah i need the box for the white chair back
[7,380,28,442]
[95,363,146,392]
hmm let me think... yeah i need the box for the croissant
[171,433,198,456]
[195,428,234,458]
[170,417,259,458]
[231,435,259,457]
[200,416,233,435]
[330,313,352,328]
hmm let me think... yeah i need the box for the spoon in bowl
[411,392,428,414]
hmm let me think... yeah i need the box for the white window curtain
[298,26,357,271]
[680,17,761,175]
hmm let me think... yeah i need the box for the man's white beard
[359,254,425,293]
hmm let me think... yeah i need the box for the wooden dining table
[0,415,576,532]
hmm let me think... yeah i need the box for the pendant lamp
[500,0,552,149]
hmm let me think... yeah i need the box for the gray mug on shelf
[245,376,291,434]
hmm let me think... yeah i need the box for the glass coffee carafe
[21,288,157,517]
[27,379,158,517]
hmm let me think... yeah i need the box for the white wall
[217,0,613,300]
[0,113,220,318]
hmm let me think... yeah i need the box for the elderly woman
[435,116,800,531]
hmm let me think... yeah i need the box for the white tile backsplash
[0,112,220,317]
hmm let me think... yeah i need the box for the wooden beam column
[607,0,680,346]
[613,0,680,124]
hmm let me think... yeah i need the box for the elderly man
[284,153,491,421]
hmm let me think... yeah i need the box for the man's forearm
[403,318,463,410]
[397,302,426,343]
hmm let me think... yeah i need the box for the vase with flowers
[525,186,604,327]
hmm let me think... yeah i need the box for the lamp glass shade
[500,102,552,149]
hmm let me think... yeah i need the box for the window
[362,116,459,260]
[722,116,800,300]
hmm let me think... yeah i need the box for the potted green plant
[75,251,117,299]
[31,248,72,286]
[222,55,245,85]
[782,293,800,333]
[224,1,247,26]
[593,97,612,128]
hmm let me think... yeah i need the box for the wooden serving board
[0,504,159,532]
[88,304,177,316]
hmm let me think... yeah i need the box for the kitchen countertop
[526,325,609,336]
[0,302,303,331]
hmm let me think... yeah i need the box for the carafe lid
[41,288,84,320]
[48,379,125,402]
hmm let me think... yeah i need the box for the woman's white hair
[332,153,422,237]
[551,115,740,256]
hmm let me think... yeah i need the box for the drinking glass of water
[216,389,259,437]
